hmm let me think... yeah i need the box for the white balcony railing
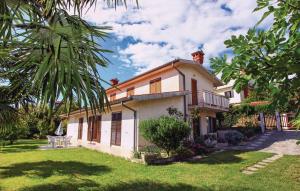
[188,90,229,111]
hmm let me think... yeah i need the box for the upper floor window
[110,93,116,101]
[150,78,161,94]
[127,87,135,97]
[224,90,233,98]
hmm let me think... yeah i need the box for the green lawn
[0,140,300,191]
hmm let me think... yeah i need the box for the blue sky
[85,0,271,87]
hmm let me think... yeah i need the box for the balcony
[188,90,229,112]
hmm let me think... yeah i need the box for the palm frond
[0,0,122,117]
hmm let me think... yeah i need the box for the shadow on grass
[20,180,209,191]
[20,179,100,191]
[0,139,47,153]
[0,160,111,179]
[187,151,245,165]
[101,181,207,191]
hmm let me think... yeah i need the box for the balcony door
[191,79,198,105]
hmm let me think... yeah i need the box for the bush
[292,115,300,130]
[139,145,161,154]
[0,124,28,144]
[225,131,244,145]
[133,151,142,159]
[175,146,195,160]
[182,140,209,155]
[140,116,190,156]
[143,153,161,164]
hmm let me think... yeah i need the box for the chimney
[110,78,119,86]
[191,50,204,64]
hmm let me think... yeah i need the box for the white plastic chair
[46,135,51,146]
[64,136,72,147]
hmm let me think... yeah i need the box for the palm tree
[0,0,133,122]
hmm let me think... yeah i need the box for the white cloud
[83,0,271,74]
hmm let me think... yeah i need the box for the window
[206,117,216,133]
[150,78,161,94]
[87,116,101,143]
[94,116,101,143]
[224,90,233,98]
[110,93,116,101]
[111,112,122,146]
[78,118,83,140]
[127,87,135,97]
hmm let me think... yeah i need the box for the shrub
[139,145,161,154]
[133,151,142,159]
[0,124,28,144]
[175,146,195,160]
[292,115,300,130]
[225,131,244,145]
[140,116,190,156]
[143,153,161,164]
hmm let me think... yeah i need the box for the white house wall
[114,70,180,100]
[179,65,215,92]
[215,86,244,104]
[66,63,225,158]
[66,105,136,158]
[136,96,184,147]
[66,117,79,145]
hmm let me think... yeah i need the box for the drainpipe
[172,62,187,122]
[121,102,137,151]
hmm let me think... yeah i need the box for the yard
[0,140,300,191]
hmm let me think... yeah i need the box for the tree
[0,0,136,132]
[140,116,190,156]
[211,0,300,114]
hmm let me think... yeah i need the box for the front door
[191,79,198,105]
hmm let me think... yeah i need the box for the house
[65,50,229,158]
[215,80,249,104]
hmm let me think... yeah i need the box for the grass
[0,140,300,191]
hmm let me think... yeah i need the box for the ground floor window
[87,116,101,143]
[207,117,216,133]
[192,117,201,139]
[78,118,83,140]
[111,112,122,146]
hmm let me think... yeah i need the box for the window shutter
[111,112,122,146]
[78,118,83,139]
[110,93,116,101]
[157,79,161,93]
[96,116,101,143]
[88,116,93,141]
[127,87,135,97]
[150,78,161,94]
